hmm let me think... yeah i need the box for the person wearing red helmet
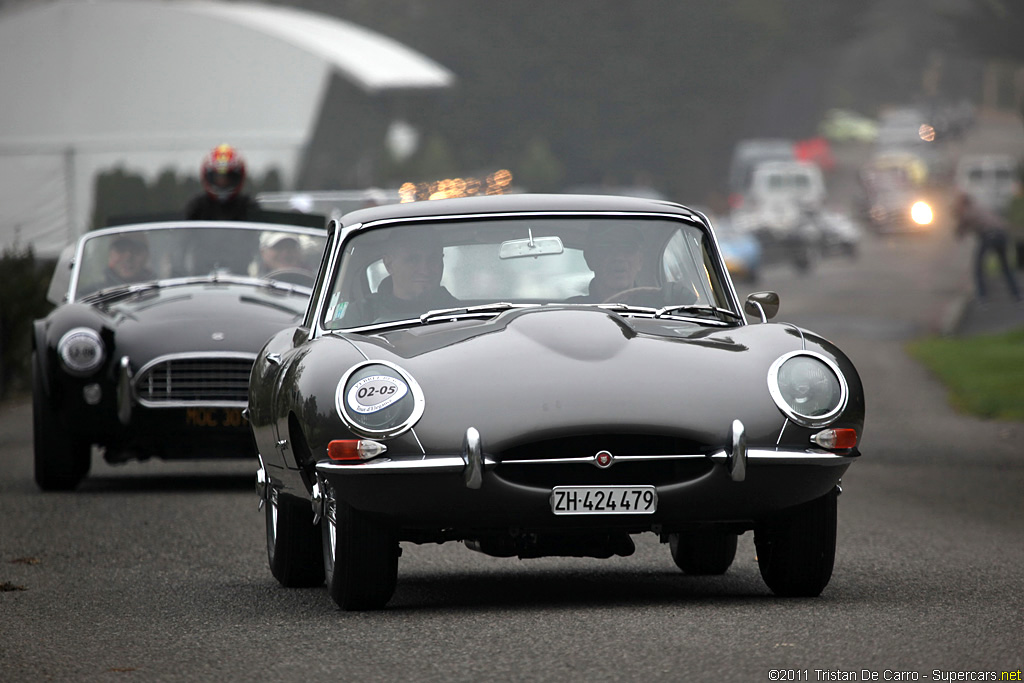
[185,144,255,220]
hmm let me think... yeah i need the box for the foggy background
[0,0,1022,250]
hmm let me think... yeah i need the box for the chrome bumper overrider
[117,356,133,425]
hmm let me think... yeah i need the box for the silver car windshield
[322,216,732,330]
[72,225,326,301]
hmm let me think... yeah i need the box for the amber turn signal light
[327,439,388,461]
[810,428,858,450]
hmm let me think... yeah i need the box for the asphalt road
[4,131,1024,682]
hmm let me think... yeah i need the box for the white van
[954,154,1019,214]
[747,160,827,211]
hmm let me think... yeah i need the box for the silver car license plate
[550,485,657,515]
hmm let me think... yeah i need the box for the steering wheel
[265,268,315,287]
[601,286,664,306]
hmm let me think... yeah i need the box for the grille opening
[135,356,254,404]
[499,433,706,461]
[495,433,714,487]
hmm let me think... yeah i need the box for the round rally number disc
[346,375,409,414]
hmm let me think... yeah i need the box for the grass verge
[907,327,1024,421]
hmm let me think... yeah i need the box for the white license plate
[550,485,657,515]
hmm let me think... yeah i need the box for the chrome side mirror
[744,291,780,322]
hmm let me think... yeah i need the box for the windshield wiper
[419,302,534,324]
[82,282,161,304]
[653,304,743,322]
[594,302,659,315]
[82,274,311,305]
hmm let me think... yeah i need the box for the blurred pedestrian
[186,144,255,221]
[1006,174,1024,271]
[953,192,1021,303]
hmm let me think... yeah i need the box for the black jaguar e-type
[33,221,326,490]
[248,194,865,609]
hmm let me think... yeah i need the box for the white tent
[0,0,454,256]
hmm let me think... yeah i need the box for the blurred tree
[90,167,283,229]
[948,1,1024,115]
[399,133,460,184]
[951,0,1024,63]
[516,137,564,192]
[91,168,150,229]
[292,0,895,200]
[0,245,53,397]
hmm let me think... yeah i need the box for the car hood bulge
[340,307,839,451]
[101,284,307,359]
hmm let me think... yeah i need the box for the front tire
[33,352,91,491]
[669,530,738,575]
[755,488,838,597]
[266,489,324,587]
[322,484,398,611]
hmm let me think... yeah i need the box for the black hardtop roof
[338,193,699,227]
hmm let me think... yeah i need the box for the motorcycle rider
[185,144,255,221]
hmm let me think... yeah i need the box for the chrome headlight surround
[57,327,106,377]
[335,360,425,438]
[767,351,848,428]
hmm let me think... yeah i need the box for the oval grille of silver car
[134,354,255,407]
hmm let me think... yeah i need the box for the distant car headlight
[767,351,848,427]
[335,361,425,438]
[910,200,933,225]
[57,327,106,377]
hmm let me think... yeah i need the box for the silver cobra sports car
[33,221,326,490]
[248,194,865,609]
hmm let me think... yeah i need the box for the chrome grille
[499,433,706,461]
[134,354,255,406]
[496,433,713,487]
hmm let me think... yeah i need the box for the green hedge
[0,246,55,399]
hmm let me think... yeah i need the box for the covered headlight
[335,361,425,438]
[767,351,848,427]
[57,327,106,376]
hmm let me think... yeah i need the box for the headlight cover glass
[335,360,424,438]
[57,327,106,376]
[767,351,848,428]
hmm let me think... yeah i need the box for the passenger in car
[567,225,644,303]
[259,233,303,272]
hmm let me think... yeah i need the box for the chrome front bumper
[314,421,856,488]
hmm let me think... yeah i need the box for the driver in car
[343,230,459,325]
[103,233,156,287]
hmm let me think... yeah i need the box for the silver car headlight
[57,328,106,377]
[767,351,848,427]
[335,360,425,438]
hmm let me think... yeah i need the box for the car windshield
[72,225,326,300]
[323,216,734,330]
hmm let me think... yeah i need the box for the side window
[662,227,728,307]
[662,230,691,284]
